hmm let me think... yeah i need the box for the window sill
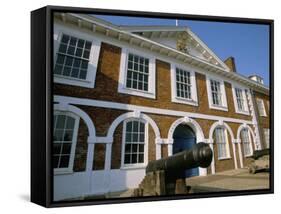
[54,75,95,88]
[209,105,228,112]
[235,110,250,116]
[172,97,198,106]
[218,156,231,161]
[120,165,146,170]
[244,154,253,158]
[118,87,156,99]
[54,169,74,175]
[235,109,250,115]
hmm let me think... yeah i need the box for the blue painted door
[173,137,199,177]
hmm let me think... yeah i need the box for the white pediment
[120,26,229,70]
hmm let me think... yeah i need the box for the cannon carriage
[134,142,213,196]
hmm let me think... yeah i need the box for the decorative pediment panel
[134,29,228,69]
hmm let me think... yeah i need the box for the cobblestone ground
[187,168,270,193]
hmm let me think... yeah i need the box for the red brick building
[52,13,270,200]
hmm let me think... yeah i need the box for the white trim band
[54,95,253,125]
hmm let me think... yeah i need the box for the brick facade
[54,42,252,121]
[52,15,271,201]
[69,106,241,173]
[54,38,269,175]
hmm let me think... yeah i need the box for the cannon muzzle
[146,142,212,173]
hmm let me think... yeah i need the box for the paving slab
[186,168,270,193]
[72,169,270,200]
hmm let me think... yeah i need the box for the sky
[95,15,270,86]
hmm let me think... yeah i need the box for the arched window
[241,128,252,156]
[53,111,80,173]
[122,119,146,167]
[214,127,230,159]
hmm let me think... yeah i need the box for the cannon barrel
[252,148,270,160]
[146,142,213,173]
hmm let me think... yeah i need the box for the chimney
[249,75,264,84]
[224,56,237,72]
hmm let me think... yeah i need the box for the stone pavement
[82,168,270,200]
[112,168,269,197]
[186,168,270,193]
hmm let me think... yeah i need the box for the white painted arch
[54,103,96,139]
[54,103,96,172]
[209,120,235,142]
[107,111,162,160]
[237,123,256,144]
[107,111,161,140]
[236,123,256,168]
[167,116,207,176]
[167,116,205,142]
[209,120,237,170]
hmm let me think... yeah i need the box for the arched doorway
[173,124,199,178]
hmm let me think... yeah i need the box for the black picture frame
[31,5,274,208]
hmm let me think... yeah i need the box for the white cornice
[118,26,189,32]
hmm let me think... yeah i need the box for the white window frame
[215,127,231,160]
[53,24,101,88]
[256,98,267,117]
[232,85,250,115]
[121,119,149,169]
[118,48,156,99]
[241,128,253,157]
[263,128,270,149]
[53,111,80,175]
[206,75,228,111]
[171,63,198,106]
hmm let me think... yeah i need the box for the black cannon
[252,148,270,160]
[134,142,213,196]
[146,142,213,174]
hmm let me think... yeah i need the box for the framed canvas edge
[31,5,274,208]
